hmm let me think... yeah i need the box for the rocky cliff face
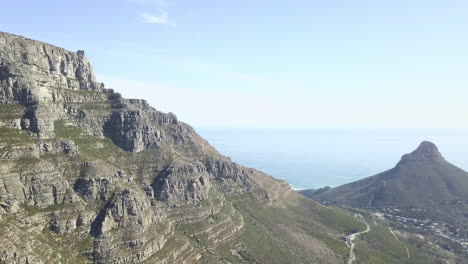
[399,140,445,163]
[0,31,291,264]
[0,32,103,138]
[0,32,460,264]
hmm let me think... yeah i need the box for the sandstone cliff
[0,31,291,263]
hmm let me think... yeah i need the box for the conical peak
[400,141,444,162]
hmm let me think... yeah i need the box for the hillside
[301,141,468,260]
[301,141,468,207]
[0,32,456,263]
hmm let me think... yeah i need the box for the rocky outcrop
[0,32,104,138]
[91,189,163,235]
[400,140,445,163]
[0,158,79,209]
[103,99,169,152]
[0,32,101,96]
[0,32,292,264]
[91,188,172,264]
[152,161,212,206]
[0,31,216,153]
[206,158,251,189]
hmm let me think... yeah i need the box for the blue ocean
[196,128,468,190]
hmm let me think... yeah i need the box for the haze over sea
[197,128,468,190]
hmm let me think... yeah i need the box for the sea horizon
[196,127,468,190]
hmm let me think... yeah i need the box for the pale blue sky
[2,0,468,128]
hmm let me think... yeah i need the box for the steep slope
[0,31,289,263]
[302,141,468,207]
[0,32,455,264]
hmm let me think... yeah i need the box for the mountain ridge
[0,31,293,263]
[0,32,458,264]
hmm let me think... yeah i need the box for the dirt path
[346,214,371,264]
[405,246,410,259]
[389,227,410,259]
[389,227,399,240]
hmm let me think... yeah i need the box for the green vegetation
[0,104,24,121]
[197,191,454,264]
[64,102,111,111]
[1,31,461,264]
[317,207,366,235]
[0,125,38,157]
[351,216,452,264]
[51,86,104,96]
[355,224,411,263]
[312,232,349,257]
[0,214,91,264]
[0,122,453,264]
[211,192,359,263]
[0,126,36,144]
[54,120,124,161]
[304,142,468,209]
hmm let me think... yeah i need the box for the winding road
[346,214,371,264]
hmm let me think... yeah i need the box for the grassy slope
[305,159,468,208]
[352,215,453,264]
[0,121,456,264]
[206,192,447,264]
[0,104,24,121]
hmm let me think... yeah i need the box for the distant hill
[301,141,468,207]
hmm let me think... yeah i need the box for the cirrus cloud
[139,12,169,24]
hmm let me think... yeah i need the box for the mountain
[301,141,468,207]
[301,141,468,260]
[0,32,456,263]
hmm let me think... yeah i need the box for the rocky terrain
[0,32,458,263]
